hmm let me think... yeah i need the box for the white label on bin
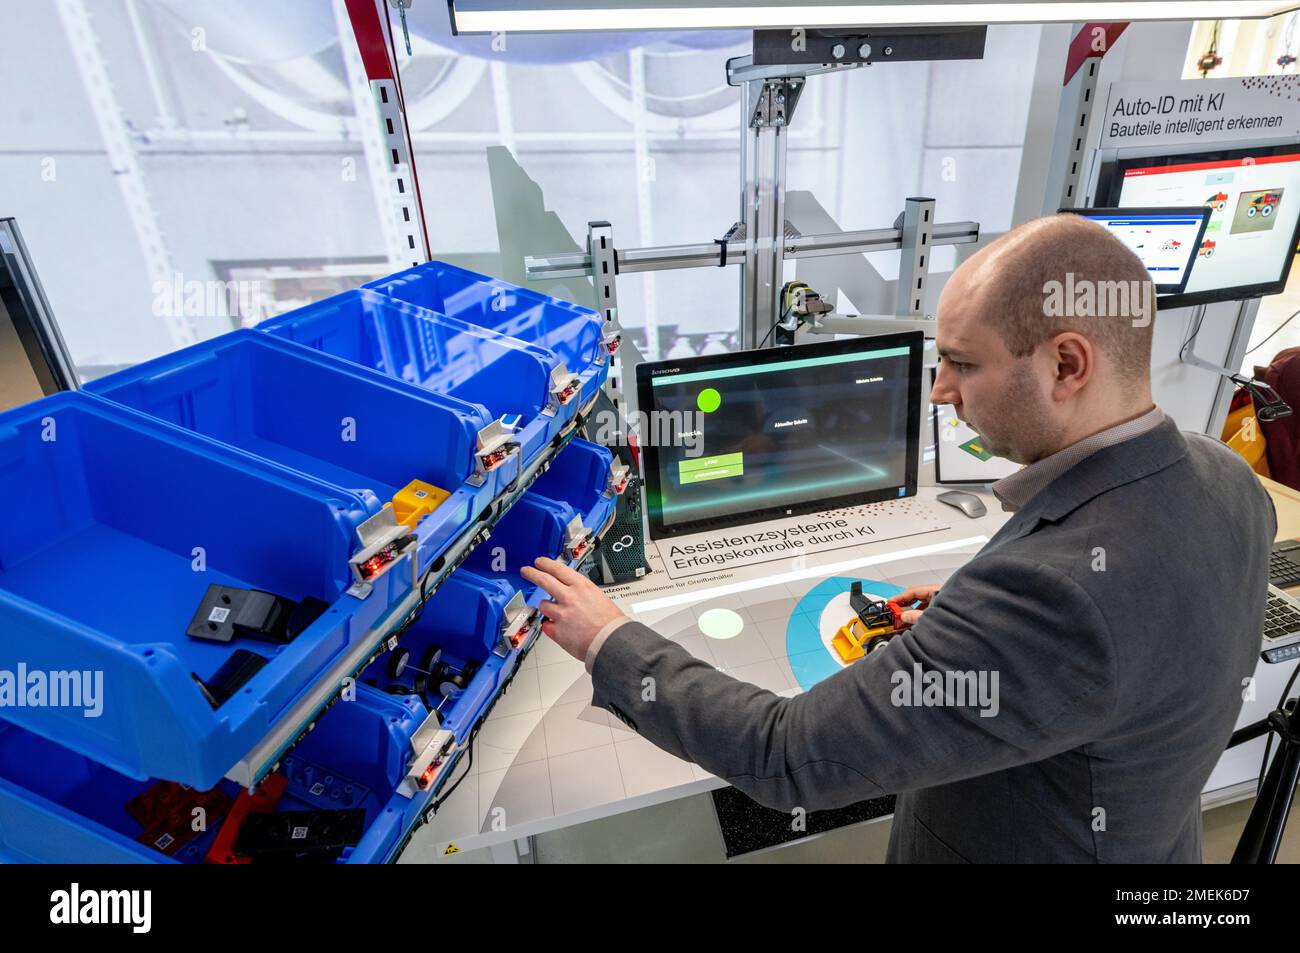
[292,826,308,840]
[414,489,428,499]
[208,607,231,623]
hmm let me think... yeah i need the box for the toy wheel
[1204,248,1214,257]
[865,635,892,655]
[1263,204,1273,216]
[421,645,443,675]
[388,647,411,680]
[1248,206,1258,217]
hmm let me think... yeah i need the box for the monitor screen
[1097,144,1300,308]
[1058,207,1208,294]
[635,332,923,539]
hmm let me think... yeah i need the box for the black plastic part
[233,808,366,859]
[193,649,269,709]
[187,583,323,645]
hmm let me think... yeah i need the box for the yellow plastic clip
[387,479,450,530]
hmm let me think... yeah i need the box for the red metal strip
[344,0,394,81]
[1063,21,1129,85]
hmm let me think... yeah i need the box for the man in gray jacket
[521,214,1276,863]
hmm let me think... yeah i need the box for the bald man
[522,214,1275,863]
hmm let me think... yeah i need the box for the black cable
[429,732,474,814]
[1244,305,1300,358]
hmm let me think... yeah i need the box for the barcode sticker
[208,607,230,624]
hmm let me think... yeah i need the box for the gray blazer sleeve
[590,552,1118,812]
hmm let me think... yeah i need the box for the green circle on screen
[697,388,722,413]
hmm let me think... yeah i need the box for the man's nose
[931,364,959,407]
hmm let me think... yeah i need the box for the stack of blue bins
[0,263,622,863]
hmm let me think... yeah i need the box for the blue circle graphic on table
[786,576,904,691]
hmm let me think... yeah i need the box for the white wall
[0,2,1049,375]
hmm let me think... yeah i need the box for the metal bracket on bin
[347,508,416,599]
[563,515,594,562]
[604,459,630,499]
[596,329,621,367]
[543,363,582,417]
[494,590,537,657]
[399,710,456,799]
[470,416,521,488]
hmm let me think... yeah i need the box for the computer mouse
[936,489,987,519]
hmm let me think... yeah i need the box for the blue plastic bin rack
[259,289,577,469]
[0,392,409,789]
[463,438,620,606]
[0,684,430,863]
[364,261,611,409]
[86,330,502,580]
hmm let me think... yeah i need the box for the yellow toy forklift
[831,582,909,663]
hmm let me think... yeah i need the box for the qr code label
[207,606,231,624]
[310,783,326,796]
[292,826,309,840]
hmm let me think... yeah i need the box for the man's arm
[589,553,1118,812]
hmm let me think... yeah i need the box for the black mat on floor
[710,786,896,859]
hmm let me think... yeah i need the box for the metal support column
[895,197,936,316]
[740,77,800,349]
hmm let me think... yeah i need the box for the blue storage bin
[364,567,537,757]
[364,262,611,409]
[462,495,577,604]
[259,289,577,468]
[268,684,432,864]
[0,685,435,864]
[0,392,414,789]
[532,437,623,537]
[0,720,234,863]
[86,330,503,573]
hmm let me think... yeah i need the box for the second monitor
[635,332,924,539]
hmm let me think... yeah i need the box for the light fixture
[449,1,1300,35]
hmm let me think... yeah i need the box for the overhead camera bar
[523,26,987,361]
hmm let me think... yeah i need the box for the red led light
[420,760,441,789]
[613,478,628,494]
[556,382,579,404]
[605,337,621,354]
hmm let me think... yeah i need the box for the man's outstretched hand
[520,557,626,661]
[894,583,942,626]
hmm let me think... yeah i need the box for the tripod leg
[1232,735,1300,863]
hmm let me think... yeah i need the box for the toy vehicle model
[831,582,907,663]
[1199,239,1217,258]
[1205,191,1229,210]
[1160,239,1182,251]
[1247,192,1282,217]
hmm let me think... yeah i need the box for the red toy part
[204,774,288,865]
[885,598,911,629]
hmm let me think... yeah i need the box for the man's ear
[1050,331,1093,399]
